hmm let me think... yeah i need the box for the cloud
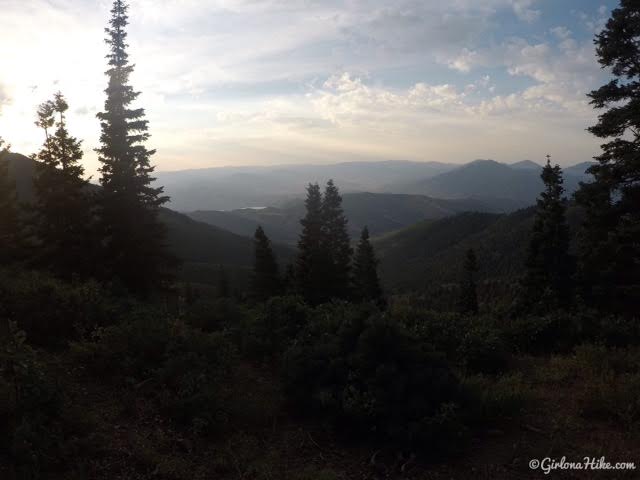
[510,0,540,23]
[0,0,611,171]
[0,84,11,113]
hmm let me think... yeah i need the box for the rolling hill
[375,211,527,291]
[188,192,504,245]
[375,204,585,293]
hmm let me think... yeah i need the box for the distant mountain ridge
[157,158,594,212]
[387,159,592,209]
[510,160,542,170]
[155,160,458,211]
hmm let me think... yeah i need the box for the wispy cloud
[0,0,617,171]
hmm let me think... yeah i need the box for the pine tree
[0,138,21,265]
[352,227,383,304]
[321,179,352,300]
[295,183,328,305]
[250,226,281,301]
[459,248,479,315]
[31,93,95,279]
[520,156,573,310]
[575,0,640,313]
[96,0,172,294]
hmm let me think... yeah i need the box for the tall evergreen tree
[250,226,281,301]
[459,248,479,315]
[0,138,21,265]
[352,227,383,304]
[31,93,95,279]
[96,0,171,293]
[296,183,327,305]
[519,156,573,310]
[575,0,640,313]
[321,179,352,300]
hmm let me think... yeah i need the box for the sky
[0,0,620,174]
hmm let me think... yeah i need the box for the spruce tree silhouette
[250,226,282,301]
[352,226,383,304]
[96,0,172,294]
[519,156,573,311]
[296,183,328,305]
[575,0,640,313]
[321,179,352,300]
[31,93,96,279]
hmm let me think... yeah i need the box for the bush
[71,306,174,380]
[458,321,509,374]
[505,311,582,354]
[461,373,529,426]
[155,328,236,435]
[235,296,311,360]
[73,309,238,436]
[184,297,250,333]
[572,344,640,425]
[0,268,124,348]
[594,314,640,347]
[388,304,467,358]
[0,322,65,477]
[283,306,464,452]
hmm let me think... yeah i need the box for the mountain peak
[510,160,542,170]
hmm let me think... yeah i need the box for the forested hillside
[189,192,503,245]
[5,152,294,288]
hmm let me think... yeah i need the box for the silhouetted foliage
[321,180,352,300]
[295,183,328,305]
[518,157,573,311]
[0,321,65,477]
[31,93,96,279]
[459,248,479,315]
[283,304,466,453]
[96,0,172,294]
[352,227,383,304]
[217,265,230,298]
[0,138,22,265]
[575,0,640,314]
[250,226,281,301]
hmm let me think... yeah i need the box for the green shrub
[283,308,464,452]
[506,311,581,354]
[236,296,311,360]
[461,373,529,426]
[389,304,467,358]
[184,297,250,333]
[0,323,65,477]
[0,268,124,348]
[595,314,640,347]
[458,321,509,374]
[73,309,239,435]
[71,306,173,379]
[572,344,640,425]
[156,329,236,435]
